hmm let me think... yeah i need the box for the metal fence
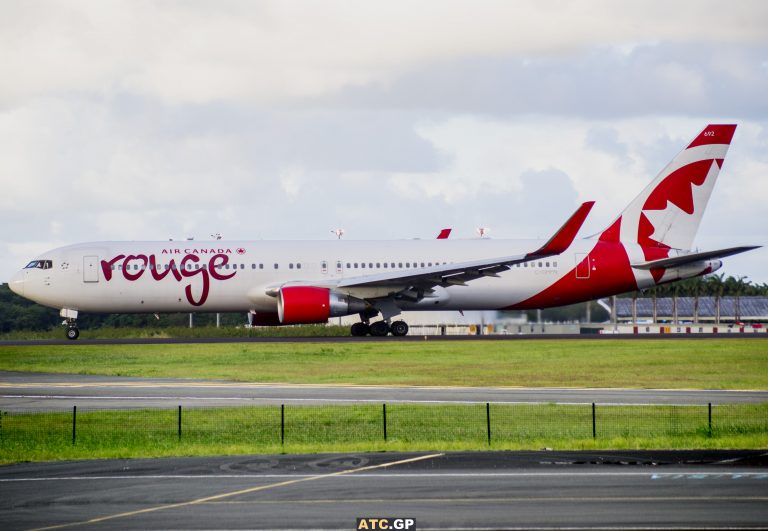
[1,403,766,449]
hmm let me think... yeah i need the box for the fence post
[72,405,77,446]
[486,402,491,446]
[383,404,387,442]
[281,404,285,446]
[178,405,182,441]
[592,403,596,439]
[708,402,712,438]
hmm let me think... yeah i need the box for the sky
[1,0,767,284]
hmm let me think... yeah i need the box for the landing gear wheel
[369,321,390,337]
[350,322,370,337]
[66,327,80,340]
[390,320,409,337]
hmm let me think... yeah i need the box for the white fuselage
[10,237,694,316]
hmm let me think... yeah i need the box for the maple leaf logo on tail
[595,124,737,283]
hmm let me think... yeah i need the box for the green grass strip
[1,339,767,389]
[1,403,766,463]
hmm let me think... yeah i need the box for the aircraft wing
[630,245,761,270]
[336,201,594,291]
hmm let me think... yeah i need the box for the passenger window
[274,263,279,269]
[297,263,301,269]
[369,263,373,268]
[398,262,403,268]
[546,262,550,267]
[354,263,359,268]
[384,263,388,268]
[289,263,294,269]
[538,262,543,267]
[259,263,264,269]
[361,263,366,268]
[553,261,558,267]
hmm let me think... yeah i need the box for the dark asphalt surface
[1,332,766,346]
[2,371,767,411]
[1,451,767,530]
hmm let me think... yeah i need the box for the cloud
[1,1,766,286]
[327,43,768,118]
[1,1,766,107]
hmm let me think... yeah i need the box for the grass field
[2,403,766,463]
[0,338,766,389]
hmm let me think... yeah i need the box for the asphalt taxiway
[1,451,767,530]
[2,371,767,411]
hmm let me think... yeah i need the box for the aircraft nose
[9,270,25,297]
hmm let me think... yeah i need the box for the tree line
[0,283,246,333]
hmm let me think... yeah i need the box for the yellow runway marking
[27,452,443,531]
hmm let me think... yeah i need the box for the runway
[1,333,766,346]
[1,451,767,530]
[2,371,767,411]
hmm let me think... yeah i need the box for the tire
[350,322,370,336]
[390,320,409,337]
[369,321,390,337]
[66,327,80,340]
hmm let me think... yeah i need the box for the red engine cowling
[277,286,368,325]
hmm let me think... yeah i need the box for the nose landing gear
[60,309,80,340]
[65,326,80,340]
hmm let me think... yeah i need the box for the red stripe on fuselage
[504,220,638,310]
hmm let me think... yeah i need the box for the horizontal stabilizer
[631,246,760,270]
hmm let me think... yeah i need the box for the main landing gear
[350,320,409,337]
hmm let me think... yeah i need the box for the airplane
[9,124,759,339]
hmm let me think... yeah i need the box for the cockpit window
[24,260,52,270]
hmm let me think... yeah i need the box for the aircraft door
[83,256,100,282]
[575,253,590,279]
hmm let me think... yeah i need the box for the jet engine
[277,286,368,324]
